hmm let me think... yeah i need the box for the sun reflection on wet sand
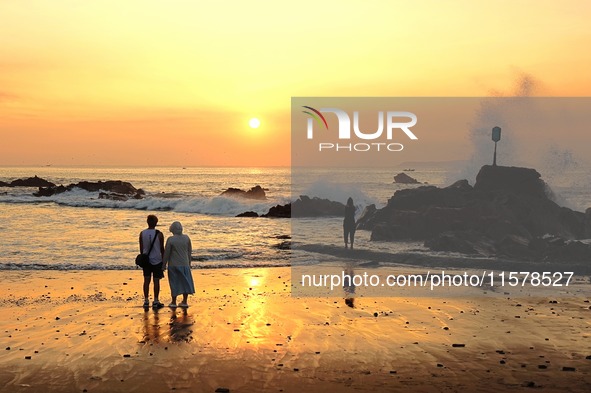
[239,269,270,346]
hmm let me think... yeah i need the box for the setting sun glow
[249,118,261,129]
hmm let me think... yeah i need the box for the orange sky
[1,1,590,166]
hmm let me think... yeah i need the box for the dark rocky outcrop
[241,196,346,218]
[236,211,259,218]
[221,185,267,200]
[364,165,591,262]
[262,203,291,218]
[0,176,56,188]
[474,165,546,198]
[33,185,68,197]
[98,192,136,202]
[356,204,377,230]
[585,208,591,238]
[393,172,420,184]
[292,196,345,217]
[34,180,144,200]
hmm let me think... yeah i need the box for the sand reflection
[240,269,269,345]
[141,307,194,343]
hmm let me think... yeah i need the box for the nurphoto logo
[302,106,418,152]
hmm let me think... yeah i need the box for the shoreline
[1,267,590,392]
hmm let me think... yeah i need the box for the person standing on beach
[344,197,356,249]
[163,221,195,308]
[139,214,165,308]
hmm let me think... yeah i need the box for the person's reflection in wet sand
[343,263,356,308]
[169,308,194,343]
[142,307,163,343]
[142,307,194,343]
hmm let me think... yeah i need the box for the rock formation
[0,176,56,188]
[221,185,267,200]
[292,196,345,217]
[34,180,144,200]
[362,165,591,262]
[393,172,420,184]
[239,196,346,218]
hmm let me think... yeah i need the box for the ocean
[0,165,589,271]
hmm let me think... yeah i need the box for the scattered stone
[538,365,547,369]
[562,367,576,372]
[452,344,465,347]
[24,356,31,359]
[436,363,444,368]
[373,312,378,317]
[123,354,131,358]
[215,388,230,393]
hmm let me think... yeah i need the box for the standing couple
[139,214,195,309]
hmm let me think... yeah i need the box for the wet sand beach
[1,267,590,392]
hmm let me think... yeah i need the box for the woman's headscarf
[169,221,183,235]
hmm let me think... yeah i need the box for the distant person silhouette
[343,197,356,249]
[139,214,165,309]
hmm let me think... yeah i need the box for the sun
[249,118,261,128]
